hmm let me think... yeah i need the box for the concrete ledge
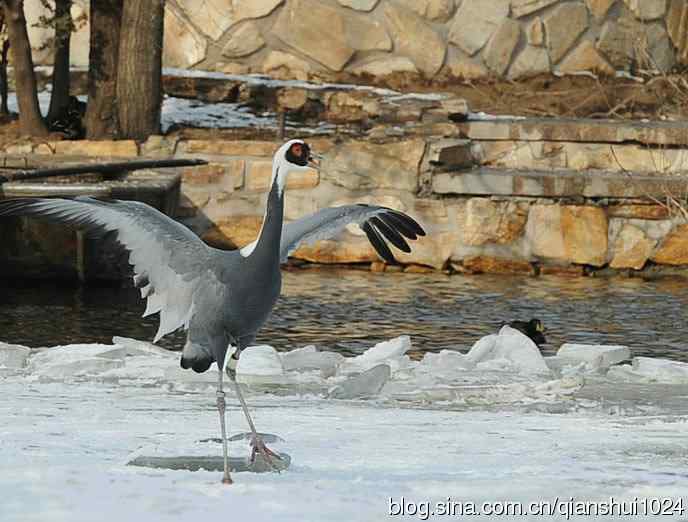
[457,118,688,146]
[433,167,688,199]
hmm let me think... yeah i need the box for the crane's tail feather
[180,340,214,373]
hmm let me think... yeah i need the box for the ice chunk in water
[281,345,343,375]
[30,343,127,367]
[27,343,127,380]
[632,357,688,383]
[112,336,174,358]
[0,342,31,369]
[329,364,391,399]
[557,344,630,369]
[466,326,550,375]
[33,357,125,379]
[344,336,411,374]
[237,345,285,384]
[417,349,474,376]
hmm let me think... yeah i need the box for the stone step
[432,167,688,199]
[456,117,688,147]
[471,139,688,174]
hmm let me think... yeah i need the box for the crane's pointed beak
[308,153,323,170]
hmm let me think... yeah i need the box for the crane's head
[277,139,320,171]
[271,139,321,196]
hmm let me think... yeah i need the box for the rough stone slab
[383,3,446,77]
[175,0,283,41]
[508,45,550,78]
[484,19,521,75]
[609,224,656,270]
[455,118,688,147]
[274,0,390,71]
[448,0,509,56]
[128,453,291,473]
[557,40,614,75]
[544,3,590,64]
[623,0,667,21]
[337,0,378,10]
[651,224,688,265]
[432,167,688,199]
[511,0,559,17]
[667,0,688,64]
[586,0,615,20]
[221,22,265,59]
[163,7,208,68]
[473,139,688,173]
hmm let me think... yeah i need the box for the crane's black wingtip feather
[389,210,426,237]
[370,216,411,253]
[362,221,397,264]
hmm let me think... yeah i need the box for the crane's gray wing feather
[280,204,425,263]
[0,197,222,342]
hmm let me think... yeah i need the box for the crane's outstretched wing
[280,204,425,263]
[0,197,219,342]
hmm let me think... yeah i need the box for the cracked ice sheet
[1,380,688,521]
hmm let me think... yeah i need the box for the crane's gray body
[185,183,284,370]
[0,143,425,375]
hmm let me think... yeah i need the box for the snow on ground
[7,92,338,134]
[2,330,688,521]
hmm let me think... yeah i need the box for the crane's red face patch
[290,143,303,157]
[285,141,310,166]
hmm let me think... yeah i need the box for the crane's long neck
[240,164,285,262]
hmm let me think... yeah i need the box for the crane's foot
[221,474,233,485]
[250,434,283,471]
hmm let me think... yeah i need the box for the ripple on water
[1,270,688,361]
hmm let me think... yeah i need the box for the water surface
[2,269,687,361]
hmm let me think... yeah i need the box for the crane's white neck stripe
[240,167,283,258]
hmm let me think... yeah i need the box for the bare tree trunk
[0,40,9,114]
[116,0,163,141]
[84,0,122,139]
[0,13,9,116]
[1,0,48,136]
[46,0,73,124]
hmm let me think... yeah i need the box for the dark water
[1,269,688,361]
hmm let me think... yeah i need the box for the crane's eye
[290,143,303,157]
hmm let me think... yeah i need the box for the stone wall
[5,121,688,277]
[26,0,688,82]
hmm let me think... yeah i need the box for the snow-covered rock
[329,364,391,399]
[236,345,285,384]
[0,342,31,369]
[466,326,550,375]
[557,343,630,369]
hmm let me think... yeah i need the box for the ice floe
[4,326,688,408]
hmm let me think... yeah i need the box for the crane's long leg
[224,348,282,470]
[216,369,233,484]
